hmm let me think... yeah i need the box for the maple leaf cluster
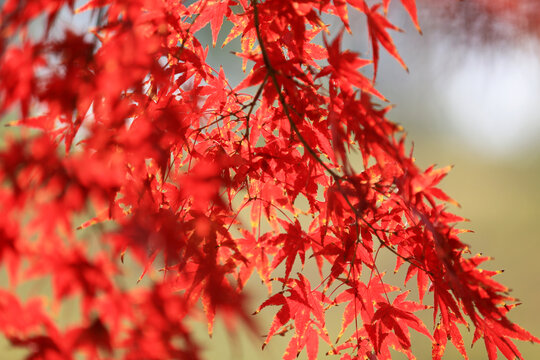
[0,0,538,359]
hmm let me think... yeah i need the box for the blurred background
[1,0,539,359]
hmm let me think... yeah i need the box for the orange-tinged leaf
[366,4,408,79]
[429,187,460,207]
[76,207,115,230]
[305,326,319,360]
[333,0,351,33]
[222,13,248,48]
[400,0,421,33]
[209,0,230,47]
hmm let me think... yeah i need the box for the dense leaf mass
[0,0,538,359]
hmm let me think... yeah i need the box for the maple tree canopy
[0,0,538,359]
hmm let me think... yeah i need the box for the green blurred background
[1,1,539,359]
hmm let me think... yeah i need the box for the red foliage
[0,0,538,359]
